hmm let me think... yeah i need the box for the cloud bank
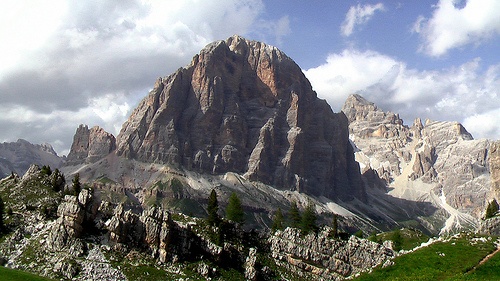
[0,0,289,155]
[341,3,385,37]
[414,0,500,56]
[304,50,500,140]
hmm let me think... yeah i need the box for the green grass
[373,228,429,251]
[0,266,53,281]
[458,249,500,280]
[355,234,497,281]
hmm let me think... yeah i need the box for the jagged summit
[66,124,116,165]
[342,94,498,234]
[114,35,364,201]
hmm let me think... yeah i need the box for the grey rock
[478,217,500,236]
[342,94,496,234]
[269,227,394,279]
[115,35,365,202]
[0,139,62,178]
[244,247,258,280]
[66,125,116,165]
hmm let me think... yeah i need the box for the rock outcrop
[478,217,500,236]
[0,139,62,178]
[269,227,394,279]
[66,125,116,165]
[115,35,364,201]
[47,188,98,251]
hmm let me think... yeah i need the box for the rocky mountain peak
[344,94,497,234]
[66,124,116,165]
[0,139,63,178]
[115,35,365,201]
[343,94,404,126]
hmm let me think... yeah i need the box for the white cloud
[0,0,67,77]
[0,0,292,154]
[304,50,500,140]
[463,108,500,140]
[414,0,500,56]
[341,3,385,37]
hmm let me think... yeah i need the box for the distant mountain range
[0,139,63,178]
[4,35,499,235]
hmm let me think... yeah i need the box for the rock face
[478,217,500,236]
[66,125,116,165]
[116,35,364,201]
[269,227,394,279]
[0,139,62,178]
[47,188,98,250]
[490,141,500,199]
[342,94,495,234]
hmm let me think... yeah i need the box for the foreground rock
[270,227,394,280]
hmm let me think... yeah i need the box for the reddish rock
[116,35,365,201]
[67,125,116,165]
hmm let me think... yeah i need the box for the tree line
[206,189,324,235]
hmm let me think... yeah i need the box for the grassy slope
[458,250,500,281]
[0,267,53,281]
[355,234,500,281]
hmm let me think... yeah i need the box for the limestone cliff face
[66,125,116,165]
[116,35,365,201]
[490,141,500,199]
[342,94,494,233]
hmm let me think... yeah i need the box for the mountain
[2,36,500,281]
[343,94,499,234]
[61,36,500,236]
[66,124,116,165]
[113,35,364,201]
[0,139,63,178]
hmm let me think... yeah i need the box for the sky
[0,0,499,156]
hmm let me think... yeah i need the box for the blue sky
[0,0,499,155]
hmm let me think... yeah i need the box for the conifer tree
[271,208,284,231]
[51,169,65,192]
[331,214,339,238]
[485,199,499,219]
[301,202,317,234]
[72,173,81,196]
[207,189,220,226]
[289,201,301,228]
[226,192,244,224]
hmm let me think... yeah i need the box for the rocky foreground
[0,165,394,280]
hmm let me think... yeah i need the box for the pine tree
[289,201,301,228]
[72,173,81,196]
[41,165,52,176]
[51,169,65,192]
[485,199,499,219]
[207,189,220,226]
[226,192,244,224]
[331,214,339,238]
[272,208,284,231]
[301,202,317,234]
